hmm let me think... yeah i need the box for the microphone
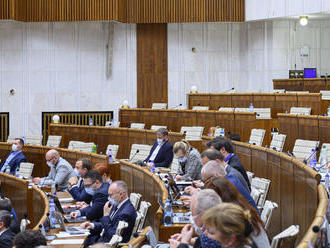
[222,87,235,93]
[129,149,139,162]
[303,146,320,165]
[171,104,182,109]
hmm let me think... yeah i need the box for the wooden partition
[49,124,184,159]
[188,93,325,115]
[0,112,9,142]
[0,173,49,229]
[119,108,274,145]
[273,78,330,92]
[278,114,330,152]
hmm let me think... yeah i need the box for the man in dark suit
[81,180,137,247]
[68,158,93,203]
[144,128,174,168]
[0,210,15,248]
[0,198,19,234]
[0,138,26,175]
[207,136,251,191]
[71,170,109,221]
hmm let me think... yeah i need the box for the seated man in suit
[81,180,137,247]
[0,210,15,248]
[71,170,109,221]
[201,160,258,212]
[207,137,251,191]
[201,149,250,192]
[0,198,19,234]
[68,158,93,203]
[144,128,174,168]
[0,138,26,175]
[32,149,74,191]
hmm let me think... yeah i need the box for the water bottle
[39,224,46,238]
[49,199,57,228]
[89,117,93,126]
[15,166,20,177]
[320,145,328,170]
[150,160,155,174]
[309,149,317,169]
[328,106,330,117]
[107,149,113,164]
[249,103,254,112]
[5,165,10,174]
[220,128,225,137]
[325,173,329,190]
[110,119,114,127]
[163,199,173,226]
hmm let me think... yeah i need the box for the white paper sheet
[50,239,85,245]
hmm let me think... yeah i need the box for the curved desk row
[118,108,274,145]
[0,172,49,230]
[188,92,326,115]
[278,114,330,151]
[0,127,327,246]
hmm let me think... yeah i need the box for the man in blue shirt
[0,138,26,175]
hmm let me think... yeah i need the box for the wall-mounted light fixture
[299,16,308,26]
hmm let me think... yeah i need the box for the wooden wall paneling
[168,132,185,147]
[233,142,252,171]
[146,130,157,146]
[140,109,168,129]
[292,160,307,241]
[278,114,299,152]
[127,129,147,157]
[132,169,145,200]
[318,116,330,146]
[0,143,11,161]
[195,111,217,135]
[297,93,322,115]
[231,93,253,108]
[279,154,295,233]
[266,149,282,237]
[321,100,330,114]
[90,127,113,155]
[188,94,210,109]
[137,24,168,108]
[298,116,319,142]
[23,145,48,177]
[209,94,232,110]
[215,111,235,135]
[119,109,141,128]
[275,93,298,115]
[166,111,180,132]
[0,0,10,20]
[108,128,129,159]
[253,119,273,147]
[234,112,256,142]
[250,146,268,178]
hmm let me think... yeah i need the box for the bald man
[33,149,74,191]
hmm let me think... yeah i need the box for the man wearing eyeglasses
[70,170,109,221]
[32,149,74,191]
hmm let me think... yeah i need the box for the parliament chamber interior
[0,0,330,248]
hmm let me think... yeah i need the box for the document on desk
[56,232,89,238]
[59,197,74,203]
[50,239,85,245]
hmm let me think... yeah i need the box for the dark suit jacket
[80,183,109,221]
[69,179,92,204]
[144,140,174,168]
[0,229,15,248]
[93,199,137,244]
[227,154,251,191]
[226,165,250,193]
[1,151,27,175]
[225,174,259,213]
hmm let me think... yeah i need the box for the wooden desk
[273,78,330,92]
[278,114,330,152]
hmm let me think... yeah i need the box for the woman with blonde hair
[202,203,269,248]
[173,140,203,181]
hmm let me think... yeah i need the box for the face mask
[178,157,187,163]
[73,168,80,177]
[157,139,163,145]
[108,197,118,207]
[47,161,54,168]
[11,144,18,152]
[85,187,96,196]
[190,215,203,236]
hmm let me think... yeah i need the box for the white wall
[1,19,330,136]
[167,19,330,107]
[0,21,136,137]
[246,0,330,21]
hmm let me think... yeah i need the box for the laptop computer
[57,212,88,234]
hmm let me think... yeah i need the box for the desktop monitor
[304,68,317,78]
